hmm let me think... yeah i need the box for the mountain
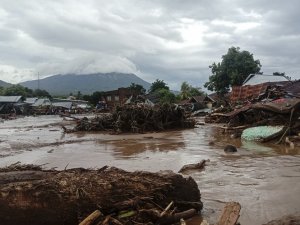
[0,80,12,88]
[20,73,151,95]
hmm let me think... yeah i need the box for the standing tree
[158,89,176,104]
[33,89,51,98]
[180,81,204,100]
[128,83,146,95]
[149,79,169,93]
[204,47,261,94]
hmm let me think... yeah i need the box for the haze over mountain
[0,80,12,88]
[19,73,151,96]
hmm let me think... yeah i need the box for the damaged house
[230,73,291,102]
[102,88,140,108]
[0,96,22,115]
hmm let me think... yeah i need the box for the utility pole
[37,72,40,90]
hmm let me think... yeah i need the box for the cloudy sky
[0,0,299,89]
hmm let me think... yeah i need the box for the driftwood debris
[206,98,300,143]
[64,104,195,133]
[178,160,208,173]
[216,202,241,225]
[262,213,300,225]
[79,210,103,225]
[0,164,202,225]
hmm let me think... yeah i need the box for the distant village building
[231,74,291,102]
[102,88,139,108]
[24,97,38,105]
[0,96,22,104]
[0,96,22,114]
[52,98,90,112]
[32,98,51,107]
[179,95,215,111]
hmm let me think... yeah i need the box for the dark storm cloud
[0,0,299,87]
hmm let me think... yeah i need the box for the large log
[0,165,202,225]
[216,202,241,225]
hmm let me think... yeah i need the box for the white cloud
[0,0,299,88]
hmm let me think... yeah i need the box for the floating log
[178,160,208,173]
[0,165,202,225]
[216,202,241,225]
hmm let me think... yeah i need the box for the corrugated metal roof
[52,102,73,109]
[243,74,289,86]
[32,98,51,107]
[192,96,205,103]
[25,97,38,104]
[0,96,22,103]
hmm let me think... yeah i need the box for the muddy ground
[0,115,300,225]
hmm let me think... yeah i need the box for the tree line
[0,84,51,100]
[1,46,286,104]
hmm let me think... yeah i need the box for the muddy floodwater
[0,115,300,225]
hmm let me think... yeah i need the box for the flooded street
[0,115,300,225]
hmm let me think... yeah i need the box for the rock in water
[224,144,237,152]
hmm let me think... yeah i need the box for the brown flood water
[0,115,300,225]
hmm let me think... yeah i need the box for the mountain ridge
[0,80,12,88]
[20,72,151,95]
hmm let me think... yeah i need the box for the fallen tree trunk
[216,202,241,225]
[0,165,202,225]
[178,160,208,173]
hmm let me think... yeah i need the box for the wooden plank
[216,202,241,225]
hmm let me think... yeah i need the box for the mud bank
[0,164,202,225]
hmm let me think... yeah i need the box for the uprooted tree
[204,46,261,94]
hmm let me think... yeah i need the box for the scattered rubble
[262,213,300,225]
[205,80,300,145]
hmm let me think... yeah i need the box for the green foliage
[204,47,261,94]
[88,91,104,106]
[158,89,176,104]
[33,89,51,98]
[2,85,31,97]
[0,85,51,99]
[149,79,169,93]
[180,81,204,100]
[128,83,146,95]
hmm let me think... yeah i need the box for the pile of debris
[64,104,195,133]
[205,80,300,145]
[0,164,202,225]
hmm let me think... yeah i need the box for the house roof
[243,74,290,86]
[191,95,215,103]
[32,98,51,107]
[0,96,22,103]
[191,95,205,103]
[52,102,73,109]
[25,97,38,104]
[283,80,300,98]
